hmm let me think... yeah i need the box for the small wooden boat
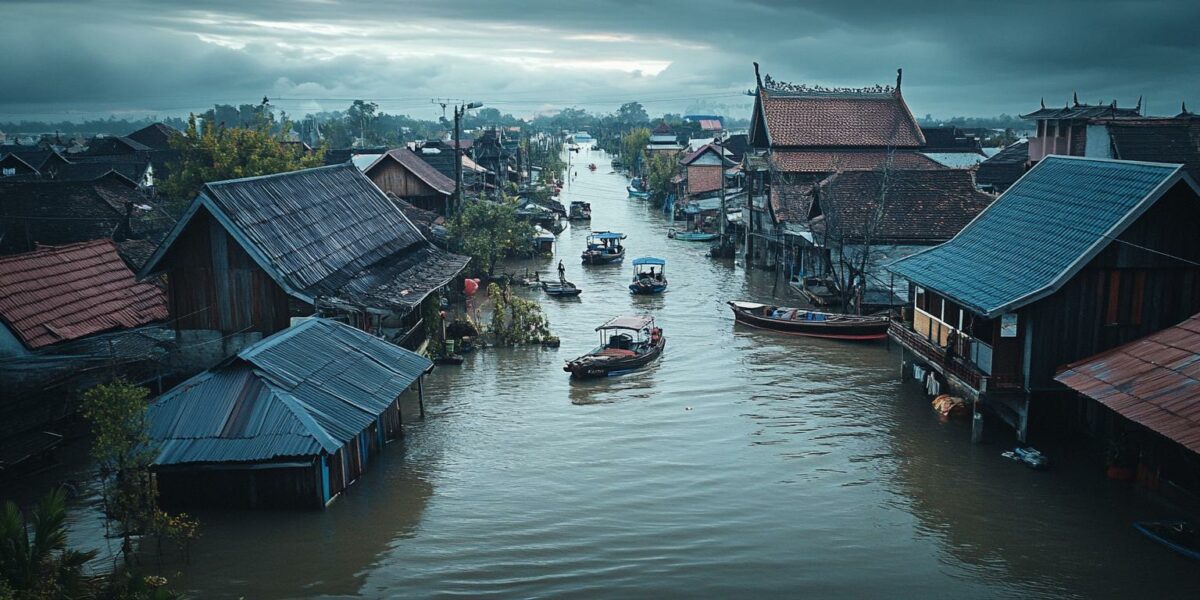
[565,315,665,378]
[569,200,592,221]
[668,229,719,242]
[581,231,626,265]
[629,257,667,294]
[542,280,582,297]
[727,301,890,341]
[628,188,651,199]
[628,177,650,199]
[1134,520,1200,561]
[434,354,464,366]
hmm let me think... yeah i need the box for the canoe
[1134,520,1200,561]
[727,300,889,341]
[565,315,665,378]
[669,230,719,242]
[542,281,582,297]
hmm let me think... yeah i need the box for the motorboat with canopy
[581,231,626,264]
[564,315,665,378]
[629,257,667,294]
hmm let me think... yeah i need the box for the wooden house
[147,318,433,509]
[888,156,1200,441]
[357,148,456,215]
[138,164,469,364]
[743,64,939,270]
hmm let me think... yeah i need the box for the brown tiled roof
[379,148,456,195]
[1056,313,1200,453]
[770,150,942,173]
[770,181,816,224]
[758,89,925,148]
[809,169,994,243]
[0,239,167,349]
[1108,120,1200,182]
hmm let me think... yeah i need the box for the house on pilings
[887,156,1200,442]
[138,164,469,368]
[148,318,433,509]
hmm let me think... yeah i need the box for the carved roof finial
[1072,91,1079,106]
[753,62,762,91]
[1040,97,1045,109]
[1136,95,1143,113]
[896,68,903,93]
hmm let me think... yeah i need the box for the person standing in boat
[558,260,566,282]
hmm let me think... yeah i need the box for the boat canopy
[632,257,666,266]
[596,315,654,331]
[591,231,626,240]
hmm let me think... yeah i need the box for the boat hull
[542,282,582,297]
[581,249,625,264]
[671,232,719,242]
[629,282,667,294]
[565,338,665,378]
[727,301,889,341]
[1134,521,1200,561]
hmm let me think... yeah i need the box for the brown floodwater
[5,148,1199,598]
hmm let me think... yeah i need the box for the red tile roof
[770,150,942,173]
[1056,314,1200,454]
[0,239,167,349]
[758,90,926,148]
[380,148,456,195]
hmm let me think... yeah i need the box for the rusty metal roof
[0,239,167,349]
[1056,314,1200,453]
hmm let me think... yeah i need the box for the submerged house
[887,156,1200,441]
[0,240,170,441]
[1056,313,1200,498]
[138,164,469,364]
[744,64,940,270]
[148,318,433,509]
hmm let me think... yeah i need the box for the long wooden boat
[727,301,889,341]
[542,280,582,297]
[669,229,719,242]
[565,315,665,378]
[1134,520,1200,561]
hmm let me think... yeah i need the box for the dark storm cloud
[1,0,1197,120]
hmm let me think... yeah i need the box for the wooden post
[418,376,425,419]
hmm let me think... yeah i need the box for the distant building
[148,318,432,509]
[888,156,1200,441]
[356,148,456,215]
[646,122,684,156]
[138,164,469,364]
[974,140,1029,193]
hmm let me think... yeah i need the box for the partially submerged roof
[810,169,993,244]
[149,318,433,466]
[140,164,468,311]
[752,87,925,148]
[1056,313,1200,453]
[770,150,942,173]
[0,240,167,349]
[888,156,1195,318]
[597,315,654,331]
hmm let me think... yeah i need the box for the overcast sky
[2,0,1198,122]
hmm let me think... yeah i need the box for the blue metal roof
[148,318,433,466]
[888,156,1189,318]
[632,257,666,266]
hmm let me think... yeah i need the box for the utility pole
[717,133,727,242]
[452,101,483,216]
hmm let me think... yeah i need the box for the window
[1,167,14,177]
[1102,269,1147,326]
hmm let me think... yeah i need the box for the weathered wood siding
[368,160,438,198]
[164,208,293,334]
[1024,181,1200,389]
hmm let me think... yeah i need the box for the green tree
[0,488,97,599]
[620,128,650,175]
[446,199,536,276]
[616,102,649,126]
[81,381,159,567]
[486,282,554,345]
[645,152,680,208]
[159,115,326,214]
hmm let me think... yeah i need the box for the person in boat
[558,260,566,282]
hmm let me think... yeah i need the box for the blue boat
[628,177,651,199]
[629,257,667,294]
[581,231,626,265]
[1134,520,1200,561]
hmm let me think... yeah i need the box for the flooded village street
[90,148,1194,599]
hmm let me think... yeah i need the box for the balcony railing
[890,320,985,391]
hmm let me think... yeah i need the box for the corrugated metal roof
[148,318,432,466]
[1056,313,1200,453]
[0,240,167,349]
[888,156,1188,318]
